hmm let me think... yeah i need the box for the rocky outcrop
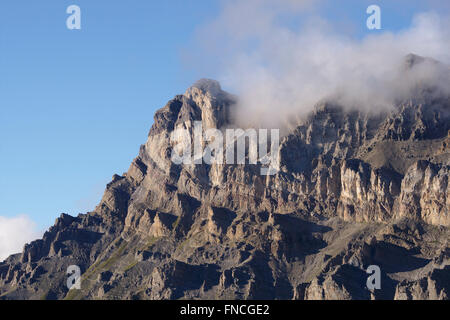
[394,261,450,300]
[337,160,401,223]
[396,161,449,226]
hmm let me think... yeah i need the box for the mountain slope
[1,59,449,300]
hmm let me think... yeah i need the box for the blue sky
[0,0,445,233]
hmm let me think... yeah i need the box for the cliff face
[1,61,449,300]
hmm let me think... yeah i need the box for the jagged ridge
[1,56,449,300]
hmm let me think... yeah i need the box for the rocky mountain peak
[187,78,223,96]
[404,53,428,69]
[1,75,449,300]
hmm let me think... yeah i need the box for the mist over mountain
[1,52,448,299]
[188,0,450,130]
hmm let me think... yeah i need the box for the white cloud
[189,0,450,130]
[0,215,42,262]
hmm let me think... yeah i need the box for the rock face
[1,58,449,300]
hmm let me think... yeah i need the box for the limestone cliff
[1,56,449,300]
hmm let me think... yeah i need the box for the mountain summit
[1,63,449,299]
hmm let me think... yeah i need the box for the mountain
[1,55,449,300]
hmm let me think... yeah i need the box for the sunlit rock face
[1,60,449,300]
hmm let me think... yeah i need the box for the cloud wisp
[0,215,42,262]
[190,0,450,129]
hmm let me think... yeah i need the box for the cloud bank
[190,0,450,129]
[0,215,42,262]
